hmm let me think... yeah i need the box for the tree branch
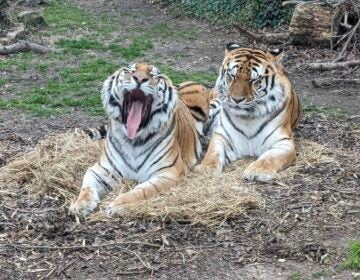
[312,78,360,87]
[282,1,305,7]
[233,25,290,44]
[306,59,360,70]
[0,40,55,55]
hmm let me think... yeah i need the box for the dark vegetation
[154,0,293,28]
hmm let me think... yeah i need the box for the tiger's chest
[106,131,174,182]
[218,109,285,158]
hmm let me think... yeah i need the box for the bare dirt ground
[0,0,359,279]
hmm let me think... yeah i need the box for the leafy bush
[159,0,293,28]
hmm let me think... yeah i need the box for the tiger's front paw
[106,199,128,217]
[243,161,276,182]
[69,187,99,216]
[194,162,222,176]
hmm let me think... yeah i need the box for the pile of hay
[0,131,331,225]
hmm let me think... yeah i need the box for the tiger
[195,43,301,182]
[85,81,221,144]
[176,81,221,144]
[70,63,219,216]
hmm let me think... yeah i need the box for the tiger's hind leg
[243,138,296,182]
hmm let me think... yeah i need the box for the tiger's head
[216,43,290,118]
[102,62,177,139]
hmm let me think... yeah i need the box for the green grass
[151,22,197,40]
[303,105,350,118]
[343,241,360,271]
[160,65,217,85]
[0,0,208,118]
[57,38,105,54]
[0,0,153,117]
[108,37,153,60]
[57,37,153,59]
[0,52,34,71]
[1,58,117,117]
[44,0,95,32]
[288,272,304,280]
[311,270,331,279]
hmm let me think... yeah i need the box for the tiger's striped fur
[84,81,222,143]
[70,63,203,216]
[177,81,221,142]
[196,43,302,182]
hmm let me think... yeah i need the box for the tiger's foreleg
[243,138,296,182]
[106,164,184,216]
[70,162,118,216]
[195,133,227,175]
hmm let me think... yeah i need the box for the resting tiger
[70,63,219,216]
[196,43,301,182]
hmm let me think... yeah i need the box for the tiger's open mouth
[123,89,153,139]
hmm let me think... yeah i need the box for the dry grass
[0,131,333,225]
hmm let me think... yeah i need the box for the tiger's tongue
[126,100,143,139]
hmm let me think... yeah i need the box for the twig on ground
[39,266,57,280]
[2,205,58,213]
[162,243,223,252]
[55,260,76,277]
[233,25,290,44]
[306,59,360,70]
[312,78,360,87]
[5,241,161,250]
[116,245,155,271]
[332,55,346,63]
[0,40,55,55]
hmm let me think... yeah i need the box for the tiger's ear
[225,42,241,54]
[268,48,284,62]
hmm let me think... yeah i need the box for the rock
[0,23,26,44]
[18,11,46,28]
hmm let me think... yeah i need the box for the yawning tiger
[70,63,218,216]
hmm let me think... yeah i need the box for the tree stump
[289,2,335,46]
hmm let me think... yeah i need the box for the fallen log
[282,1,305,7]
[233,25,290,44]
[312,78,360,87]
[289,2,335,46]
[0,40,53,54]
[307,59,360,70]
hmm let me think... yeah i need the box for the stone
[18,11,46,28]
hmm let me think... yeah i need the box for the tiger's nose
[133,74,149,85]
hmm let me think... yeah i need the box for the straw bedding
[0,130,332,225]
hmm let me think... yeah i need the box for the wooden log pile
[234,0,360,53]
